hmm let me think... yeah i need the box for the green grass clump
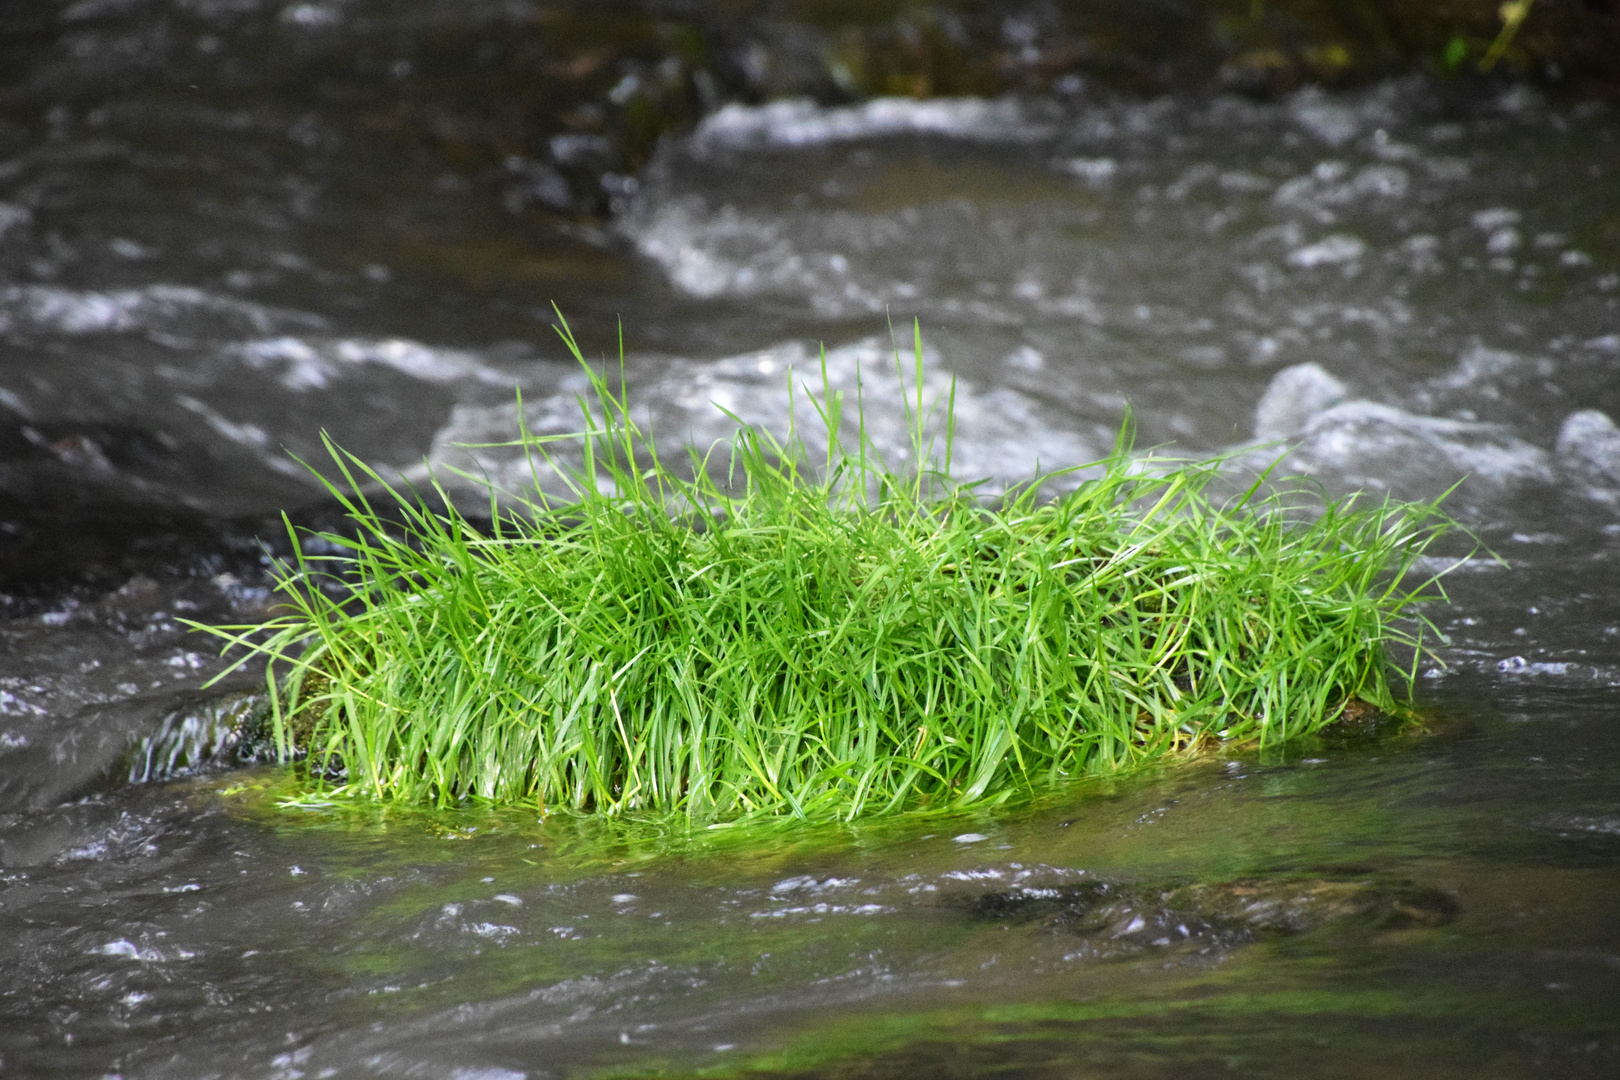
[203,319,1450,820]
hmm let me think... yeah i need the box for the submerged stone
[958,875,1460,956]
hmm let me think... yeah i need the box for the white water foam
[1556,409,1620,505]
[1285,401,1553,497]
[0,203,31,238]
[0,284,320,338]
[420,338,1102,506]
[1286,234,1367,268]
[1243,364,1556,503]
[1286,83,1400,147]
[620,196,849,304]
[230,336,512,391]
[1273,163,1409,223]
[690,97,1051,153]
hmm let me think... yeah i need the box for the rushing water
[3,3,1619,1077]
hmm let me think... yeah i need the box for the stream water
[3,3,1619,1077]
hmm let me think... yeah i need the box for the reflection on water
[1,2,1618,1076]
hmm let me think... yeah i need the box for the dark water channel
[3,3,1620,1077]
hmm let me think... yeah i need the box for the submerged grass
[199,317,1453,820]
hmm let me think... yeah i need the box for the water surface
[2,4,1618,1077]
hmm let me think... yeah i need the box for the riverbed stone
[1253,362,1349,440]
[1556,409,1620,504]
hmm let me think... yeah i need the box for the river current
[2,3,1618,1077]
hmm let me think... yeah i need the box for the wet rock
[1253,362,1349,440]
[0,688,261,815]
[122,693,265,786]
[1281,400,1554,502]
[1556,409,1620,504]
[0,563,272,814]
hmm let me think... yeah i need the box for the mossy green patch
[590,983,1469,1080]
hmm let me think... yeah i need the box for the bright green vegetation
[201,319,1452,820]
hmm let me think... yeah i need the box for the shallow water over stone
[2,2,1619,1077]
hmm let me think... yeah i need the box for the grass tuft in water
[199,317,1452,820]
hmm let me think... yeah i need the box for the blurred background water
[2,3,1619,1077]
